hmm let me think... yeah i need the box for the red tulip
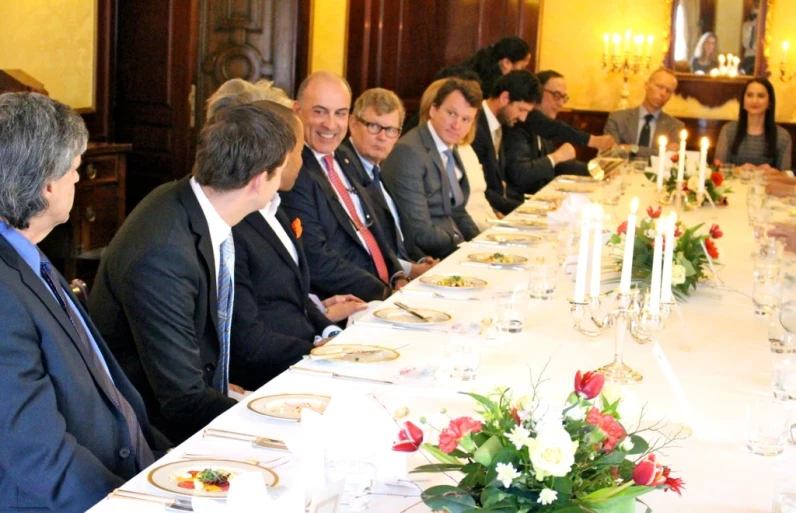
[392,421,424,452]
[704,238,719,259]
[670,154,679,163]
[617,221,628,235]
[710,171,723,187]
[574,370,605,399]
[709,224,723,239]
[674,224,683,237]
[646,206,662,219]
[632,454,666,486]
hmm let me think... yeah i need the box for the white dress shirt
[311,147,372,254]
[482,101,502,156]
[189,177,233,284]
[258,193,299,265]
[427,121,463,181]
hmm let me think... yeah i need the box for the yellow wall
[309,0,348,75]
[0,0,95,109]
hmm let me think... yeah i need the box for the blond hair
[418,79,479,146]
[352,88,405,125]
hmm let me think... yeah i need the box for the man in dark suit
[340,87,439,279]
[504,70,588,196]
[471,70,541,215]
[0,92,169,512]
[281,71,407,302]
[604,67,684,160]
[89,104,296,443]
[381,78,482,258]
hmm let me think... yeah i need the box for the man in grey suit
[603,68,684,160]
[381,78,482,259]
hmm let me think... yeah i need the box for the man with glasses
[341,88,440,279]
[604,67,684,160]
[382,78,482,258]
[281,72,407,302]
[503,70,589,195]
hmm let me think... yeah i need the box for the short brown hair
[419,79,480,146]
[432,78,483,109]
[352,88,406,126]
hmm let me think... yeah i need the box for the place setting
[460,251,529,272]
[469,232,544,247]
[487,217,549,231]
[352,295,457,333]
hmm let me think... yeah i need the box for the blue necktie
[213,234,234,394]
[443,149,465,207]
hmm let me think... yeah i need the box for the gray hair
[0,92,88,230]
[254,80,294,108]
[206,78,268,119]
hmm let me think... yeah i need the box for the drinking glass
[527,255,559,300]
[551,224,577,265]
[739,165,753,183]
[754,256,783,316]
[631,157,647,174]
[324,460,376,512]
[745,399,792,456]
[444,334,481,380]
[494,289,528,333]
[772,477,796,513]
[719,163,734,179]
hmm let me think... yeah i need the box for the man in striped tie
[89,104,296,443]
[281,71,408,302]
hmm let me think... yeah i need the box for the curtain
[679,0,702,60]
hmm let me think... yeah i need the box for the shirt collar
[258,193,282,220]
[426,121,452,154]
[0,220,41,275]
[189,176,232,246]
[349,140,376,178]
[640,105,661,120]
[482,101,501,134]
[309,145,336,169]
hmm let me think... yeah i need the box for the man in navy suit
[281,71,407,302]
[0,92,170,512]
[89,104,295,443]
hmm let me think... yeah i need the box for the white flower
[526,425,578,480]
[530,395,562,431]
[687,175,701,192]
[538,488,558,505]
[671,264,686,285]
[620,437,634,452]
[564,404,587,421]
[506,425,532,450]
[495,462,521,488]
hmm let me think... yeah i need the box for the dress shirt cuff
[321,325,343,339]
[547,155,556,167]
[399,258,413,276]
[308,293,326,314]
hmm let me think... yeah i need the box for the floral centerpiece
[608,206,722,297]
[645,155,731,207]
[394,371,684,512]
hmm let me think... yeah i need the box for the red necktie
[322,154,390,283]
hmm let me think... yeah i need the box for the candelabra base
[596,359,643,384]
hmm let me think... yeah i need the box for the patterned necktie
[213,234,234,395]
[638,113,655,148]
[39,254,154,470]
[443,149,465,206]
[323,154,389,282]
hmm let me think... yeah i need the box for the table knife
[393,301,431,321]
[352,320,449,333]
[203,428,288,451]
[108,489,193,511]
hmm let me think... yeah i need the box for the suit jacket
[338,138,415,261]
[280,146,403,302]
[471,108,522,215]
[230,208,333,390]
[89,176,237,444]
[381,124,481,258]
[603,106,685,158]
[519,109,591,147]
[0,236,168,512]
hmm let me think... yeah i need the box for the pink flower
[586,407,626,452]
[646,206,662,219]
[574,370,605,400]
[392,421,424,452]
[437,417,482,454]
[633,454,666,486]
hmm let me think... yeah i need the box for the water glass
[745,399,792,456]
[773,356,796,401]
[527,256,559,300]
[631,157,647,174]
[739,166,753,183]
[494,290,528,333]
[772,477,796,513]
[325,460,376,512]
[444,334,481,380]
[719,163,734,179]
[754,257,783,315]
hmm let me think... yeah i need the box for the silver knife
[352,320,449,333]
[289,365,395,384]
[460,262,528,271]
[108,489,193,511]
[203,428,289,451]
[393,301,431,321]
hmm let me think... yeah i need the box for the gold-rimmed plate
[554,183,598,193]
[148,459,278,498]
[310,344,400,363]
[484,233,542,245]
[516,205,550,216]
[373,307,452,326]
[467,252,528,265]
[419,274,488,290]
[497,218,548,229]
[555,174,597,183]
[247,393,331,422]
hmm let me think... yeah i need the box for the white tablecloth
[88,175,795,513]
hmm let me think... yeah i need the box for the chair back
[70,279,89,310]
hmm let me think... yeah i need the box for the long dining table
[88,172,795,513]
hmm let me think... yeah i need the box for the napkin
[546,194,592,226]
[192,472,305,513]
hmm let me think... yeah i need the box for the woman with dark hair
[690,32,719,74]
[714,77,792,171]
[436,36,531,97]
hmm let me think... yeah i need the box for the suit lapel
[452,147,470,198]
[478,111,502,178]
[176,177,219,335]
[629,107,641,144]
[245,211,304,286]
[276,209,312,293]
[419,125,453,216]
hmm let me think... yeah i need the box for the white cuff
[321,325,343,339]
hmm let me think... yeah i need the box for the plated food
[467,252,527,265]
[148,459,278,498]
[247,393,331,421]
[373,307,452,325]
[483,233,541,245]
[309,344,400,363]
[419,274,488,289]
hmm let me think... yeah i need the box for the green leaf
[462,392,500,418]
[593,451,625,466]
[552,476,573,503]
[423,443,463,465]
[473,435,504,467]
[422,485,478,513]
[411,463,465,473]
[627,434,648,455]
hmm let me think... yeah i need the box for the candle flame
[647,34,654,45]
[630,196,639,214]
[700,137,709,149]
[679,129,688,141]
[612,33,621,44]
[784,41,791,52]
[658,135,667,146]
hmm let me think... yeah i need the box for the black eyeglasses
[544,89,569,103]
[356,116,402,138]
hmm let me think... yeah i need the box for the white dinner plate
[484,233,542,245]
[148,459,278,498]
[373,307,452,326]
[247,393,331,421]
[309,344,400,363]
[467,252,528,265]
[418,274,488,290]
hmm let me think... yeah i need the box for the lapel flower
[291,218,303,239]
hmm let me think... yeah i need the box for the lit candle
[660,213,677,304]
[650,219,663,313]
[625,29,632,55]
[657,135,667,191]
[589,205,604,299]
[574,204,592,303]
[619,197,639,294]
[646,34,655,57]
[604,33,610,56]
[634,34,644,56]
[697,137,709,196]
[677,129,687,182]
[612,33,622,57]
